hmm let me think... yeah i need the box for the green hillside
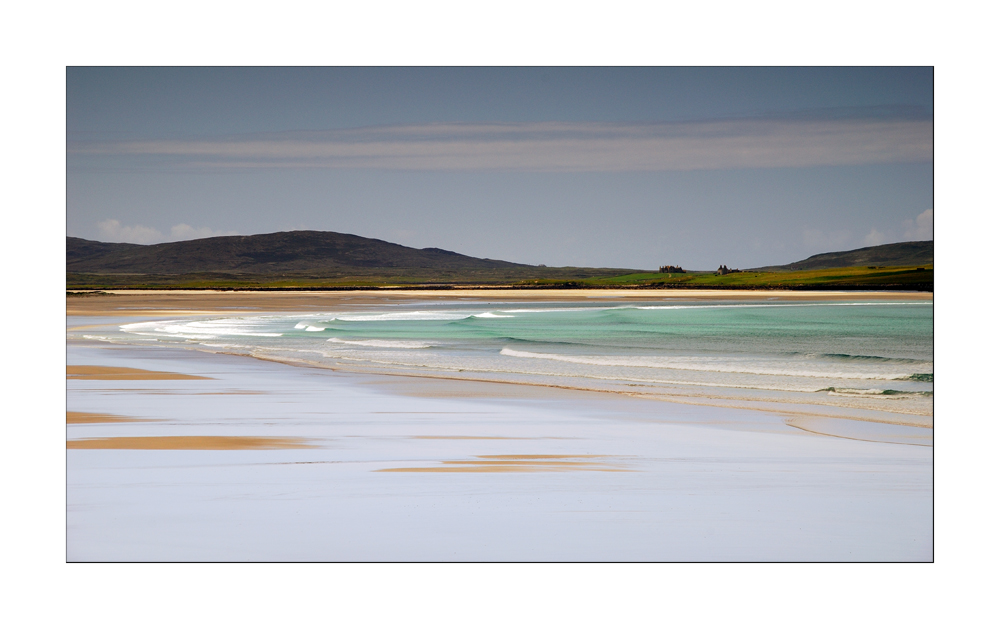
[751,240,932,271]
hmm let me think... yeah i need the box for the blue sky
[67,67,932,270]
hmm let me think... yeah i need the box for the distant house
[659,265,685,273]
[716,265,742,275]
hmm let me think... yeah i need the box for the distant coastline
[67,232,932,292]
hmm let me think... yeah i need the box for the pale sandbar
[67,436,314,450]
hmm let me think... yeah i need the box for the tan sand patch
[67,436,314,450]
[376,454,627,473]
[67,365,212,380]
[67,411,152,424]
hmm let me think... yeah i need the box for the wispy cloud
[863,228,887,247]
[97,219,234,244]
[72,112,932,173]
[903,209,933,240]
[170,224,238,240]
[98,219,162,244]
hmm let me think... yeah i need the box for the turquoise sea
[80,297,933,422]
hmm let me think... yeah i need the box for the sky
[67,67,932,270]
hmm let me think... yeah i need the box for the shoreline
[65,334,931,445]
[66,333,932,443]
[67,290,933,438]
[67,288,932,317]
[206,347,933,428]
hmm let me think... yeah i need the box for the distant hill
[751,241,933,271]
[66,238,145,263]
[67,231,640,287]
[67,231,539,275]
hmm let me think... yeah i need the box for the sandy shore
[67,288,931,316]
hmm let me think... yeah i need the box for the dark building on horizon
[716,265,742,275]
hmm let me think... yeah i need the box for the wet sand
[785,415,932,446]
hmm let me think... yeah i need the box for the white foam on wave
[473,312,514,318]
[499,307,613,314]
[494,302,928,316]
[498,348,915,380]
[636,302,928,311]
[334,311,471,322]
[326,337,432,349]
[293,321,330,331]
[120,321,168,331]
[120,319,283,338]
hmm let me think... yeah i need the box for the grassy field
[533,265,933,290]
[66,266,634,289]
[67,265,932,291]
